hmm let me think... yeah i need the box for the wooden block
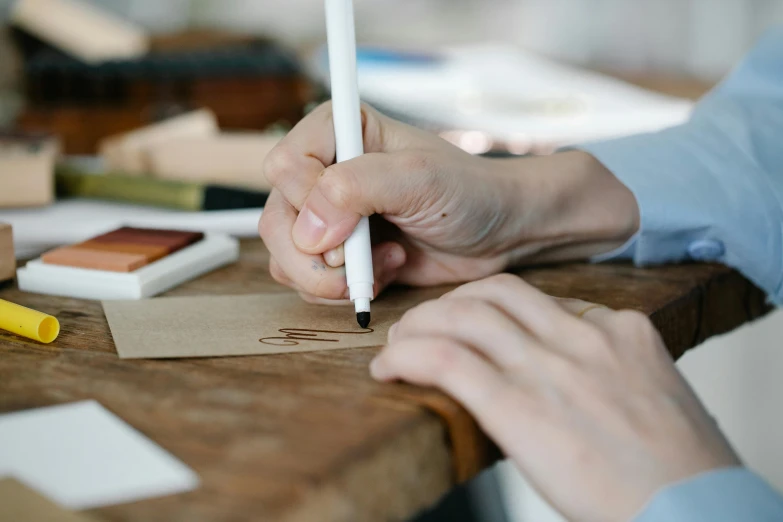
[145,132,280,191]
[0,223,14,282]
[0,132,59,208]
[11,0,149,63]
[99,109,219,175]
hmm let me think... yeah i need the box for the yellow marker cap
[0,299,60,344]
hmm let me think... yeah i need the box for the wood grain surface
[0,239,770,521]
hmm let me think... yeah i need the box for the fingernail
[293,208,327,250]
[324,247,343,267]
[385,247,405,271]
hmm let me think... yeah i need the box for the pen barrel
[326,0,374,304]
[326,0,364,163]
[344,216,374,301]
[0,299,60,344]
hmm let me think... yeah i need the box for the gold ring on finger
[576,304,608,318]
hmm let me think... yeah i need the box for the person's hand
[259,103,638,303]
[371,274,741,522]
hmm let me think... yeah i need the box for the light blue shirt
[634,469,783,522]
[580,28,783,522]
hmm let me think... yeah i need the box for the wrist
[497,150,640,265]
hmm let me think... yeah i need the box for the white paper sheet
[312,43,694,146]
[0,401,199,509]
[0,199,262,260]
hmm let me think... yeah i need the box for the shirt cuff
[590,231,638,263]
[634,468,783,522]
[580,125,716,267]
[578,123,783,303]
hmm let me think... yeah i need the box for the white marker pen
[325,0,374,328]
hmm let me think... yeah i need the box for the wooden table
[0,239,771,521]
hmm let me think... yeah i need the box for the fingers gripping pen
[325,0,374,327]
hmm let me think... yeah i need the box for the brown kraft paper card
[0,478,96,522]
[103,287,449,359]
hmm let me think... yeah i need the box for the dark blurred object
[0,28,22,90]
[12,28,313,154]
[412,466,510,522]
[149,29,259,53]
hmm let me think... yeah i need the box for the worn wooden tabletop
[0,239,771,522]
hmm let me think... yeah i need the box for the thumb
[292,151,436,253]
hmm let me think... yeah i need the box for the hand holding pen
[258,107,636,307]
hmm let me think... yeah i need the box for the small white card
[0,400,199,509]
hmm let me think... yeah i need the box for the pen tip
[357,312,371,329]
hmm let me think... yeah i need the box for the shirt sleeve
[579,28,783,304]
[633,468,783,522]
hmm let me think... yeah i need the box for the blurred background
[1,1,782,521]
[5,0,783,76]
[4,0,783,102]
